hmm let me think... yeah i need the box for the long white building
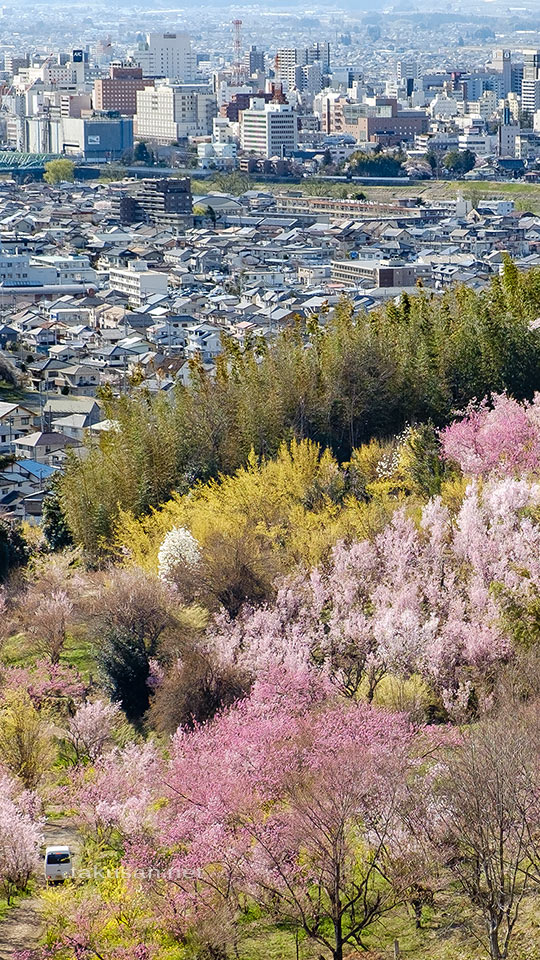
[135,83,217,142]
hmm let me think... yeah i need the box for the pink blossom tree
[144,672,416,960]
[68,741,161,853]
[440,393,540,477]
[64,699,121,764]
[0,660,88,716]
[20,589,74,664]
[0,771,43,904]
[202,473,540,717]
[15,550,84,663]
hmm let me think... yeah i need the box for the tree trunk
[333,910,343,960]
[488,922,501,960]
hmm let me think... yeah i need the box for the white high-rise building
[275,42,330,87]
[135,82,217,142]
[521,49,540,114]
[240,97,297,158]
[133,32,196,81]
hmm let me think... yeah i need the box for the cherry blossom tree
[0,770,43,904]
[68,741,161,852]
[13,550,87,663]
[21,589,74,664]
[202,473,540,718]
[440,393,540,477]
[145,671,416,960]
[64,699,121,764]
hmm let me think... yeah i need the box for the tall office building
[275,42,330,88]
[491,49,512,96]
[244,45,265,76]
[397,59,418,82]
[240,97,297,158]
[521,49,540,113]
[133,32,196,81]
[94,65,147,115]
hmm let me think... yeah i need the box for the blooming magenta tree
[440,393,540,477]
[132,671,416,960]
[0,659,88,716]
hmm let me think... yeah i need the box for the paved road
[0,818,80,958]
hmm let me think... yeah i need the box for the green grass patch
[230,887,540,960]
[59,633,96,678]
[1,631,96,678]
[1,631,29,667]
[0,882,37,921]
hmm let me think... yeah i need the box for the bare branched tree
[428,709,540,960]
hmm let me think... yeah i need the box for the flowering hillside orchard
[0,392,540,960]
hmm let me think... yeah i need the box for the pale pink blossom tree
[21,589,74,664]
[64,699,121,764]
[0,771,43,904]
[202,472,540,716]
[68,740,161,852]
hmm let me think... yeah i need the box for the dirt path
[0,818,81,958]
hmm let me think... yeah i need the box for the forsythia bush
[115,439,406,573]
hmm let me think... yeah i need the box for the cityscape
[0,3,540,960]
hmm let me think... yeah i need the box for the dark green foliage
[60,270,540,556]
[347,149,405,177]
[96,626,150,724]
[442,149,476,174]
[0,518,29,581]
[0,353,20,387]
[42,475,74,552]
[404,423,447,498]
[133,141,154,165]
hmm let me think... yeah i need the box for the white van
[44,846,73,883]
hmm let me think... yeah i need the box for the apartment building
[331,259,431,288]
[275,194,412,223]
[108,260,169,306]
[275,41,330,88]
[113,177,192,231]
[30,255,97,285]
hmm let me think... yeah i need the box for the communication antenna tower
[232,19,243,85]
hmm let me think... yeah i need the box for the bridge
[0,152,101,182]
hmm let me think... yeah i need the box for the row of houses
[1,177,539,525]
